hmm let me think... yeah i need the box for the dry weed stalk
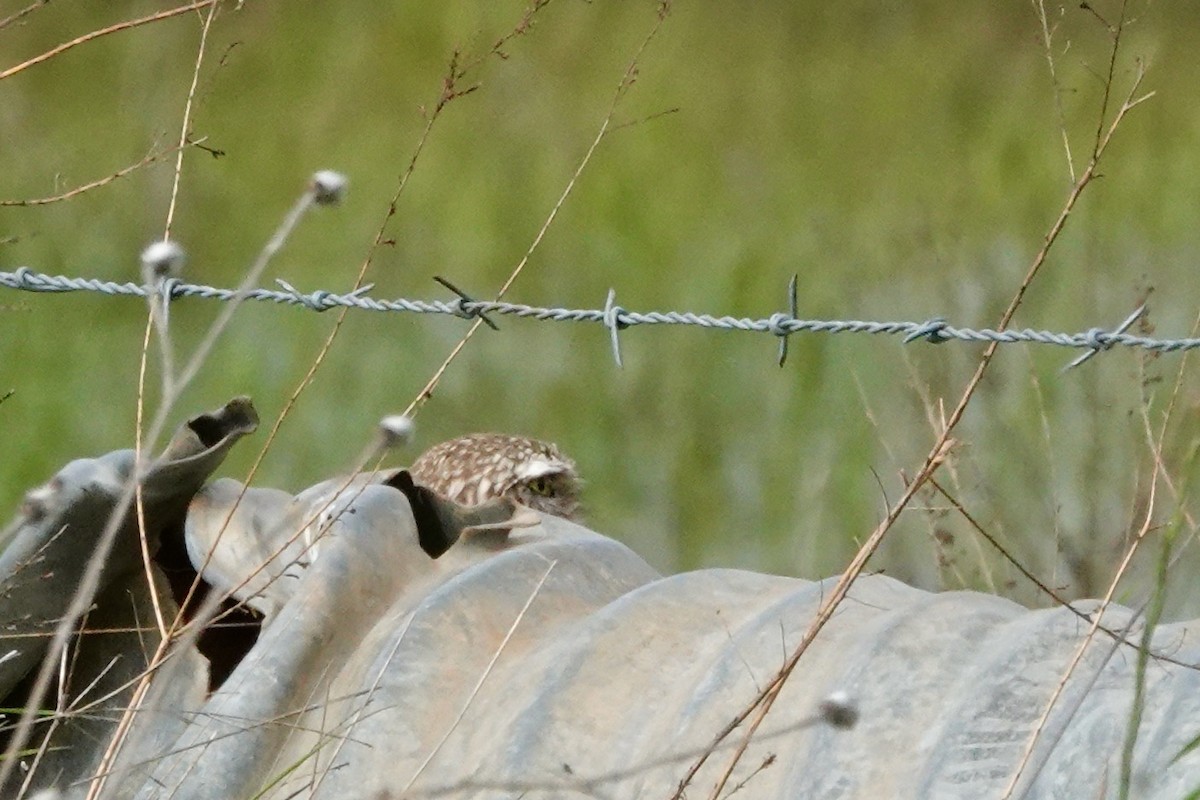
[0,0,50,33]
[402,1,674,420]
[398,560,559,795]
[0,171,342,795]
[41,2,597,796]
[673,3,1157,798]
[998,310,1200,798]
[0,0,220,82]
[204,0,562,601]
[0,141,201,207]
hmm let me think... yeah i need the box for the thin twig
[403,1,672,418]
[930,477,1197,671]
[1089,0,1128,161]
[164,2,220,240]
[401,560,558,793]
[1034,0,1076,181]
[723,754,776,799]
[0,0,49,33]
[1000,374,1171,796]
[101,6,223,795]
[0,0,220,81]
[0,182,327,792]
[681,15,1153,800]
[0,141,199,206]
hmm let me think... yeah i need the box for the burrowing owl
[408,433,582,522]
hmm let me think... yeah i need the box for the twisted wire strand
[3,266,1198,356]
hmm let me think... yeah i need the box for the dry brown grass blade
[98,7,225,795]
[0,141,200,207]
[0,0,220,81]
[0,180,330,791]
[998,446,1163,798]
[0,0,49,33]
[998,306,1198,798]
[163,1,221,240]
[61,7,566,794]
[166,5,564,715]
[401,560,558,794]
[674,9,1152,800]
[402,2,673,419]
[1033,0,1076,181]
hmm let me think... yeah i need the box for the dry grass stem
[0,0,220,81]
[0,180,329,792]
[0,0,49,33]
[403,3,673,418]
[401,560,558,794]
[163,1,220,240]
[999,407,1171,797]
[105,4,221,778]
[1034,0,1076,181]
[0,141,199,207]
[678,8,1153,798]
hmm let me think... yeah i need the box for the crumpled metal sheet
[0,398,258,797]
[3,399,1200,800]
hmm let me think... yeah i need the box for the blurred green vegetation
[3,1,1200,613]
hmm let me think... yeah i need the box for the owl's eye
[526,477,553,496]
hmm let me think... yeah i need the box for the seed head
[140,240,186,282]
[819,690,859,729]
[378,415,416,449]
[311,170,348,205]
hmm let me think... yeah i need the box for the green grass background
[3,1,1200,614]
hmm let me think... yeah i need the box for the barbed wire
[2,266,1197,368]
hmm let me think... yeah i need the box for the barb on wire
[772,274,798,367]
[1063,304,1145,370]
[903,317,949,345]
[1,267,1197,363]
[603,288,627,368]
[434,275,499,331]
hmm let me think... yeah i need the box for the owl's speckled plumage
[408,433,582,522]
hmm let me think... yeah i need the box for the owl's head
[408,433,583,522]
[504,448,582,521]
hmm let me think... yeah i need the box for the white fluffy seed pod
[21,481,59,523]
[311,170,348,205]
[140,240,186,282]
[378,415,416,449]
